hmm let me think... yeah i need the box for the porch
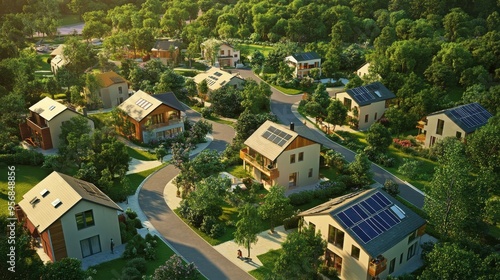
[239,147,279,180]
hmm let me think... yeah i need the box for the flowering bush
[152,255,199,280]
[393,138,412,148]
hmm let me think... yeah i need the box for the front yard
[248,249,282,279]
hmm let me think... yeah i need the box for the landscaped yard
[108,164,166,202]
[127,146,157,161]
[238,43,275,57]
[0,164,52,216]
[90,236,206,280]
[227,165,251,178]
[249,249,282,279]
[272,84,303,95]
[89,112,113,129]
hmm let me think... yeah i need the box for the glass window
[298,152,304,161]
[456,131,462,139]
[76,210,95,230]
[118,86,123,94]
[309,222,316,231]
[408,230,417,244]
[290,154,296,163]
[351,245,360,260]
[407,242,417,260]
[308,168,313,178]
[220,50,224,55]
[389,258,396,274]
[365,114,369,123]
[344,98,352,110]
[400,253,403,264]
[374,112,378,120]
[328,225,344,249]
[436,119,444,135]
[80,235,101,257]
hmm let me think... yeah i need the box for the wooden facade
[126,104,181,143]
[284,136,316,151]
[48,220,67,261]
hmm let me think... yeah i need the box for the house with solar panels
[193,67,245,92]
[421,102,492,147]
[299,189,426,280]
[94,71,130,109]
[284,51,322,78]
[334,82,396,130]
[19,97,95,150]
[117,90,185,143]
[15,172,123,262]
[240,120,321,189]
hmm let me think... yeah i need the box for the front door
[289,172,297,187]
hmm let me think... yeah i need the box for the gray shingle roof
[345,82,395,106]
[152,92,185,112]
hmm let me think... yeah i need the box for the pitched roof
[244,120,319,161]
[51,54,68,68]
[345,82,395,106]
[96,71,127,88]
[152,39,180,51]
[300,189,426,257]
[286,51,321,62]
[193,67,244,91]
[18,172,122,233]
[50,44,65,57]
[152,92,185,112]
[29,97,69,121]
[428,102,492,133]
[118,90,163,122]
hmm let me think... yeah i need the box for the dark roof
[300,189,426,257]
[345,82,395,106]
[428,103,492,133]
[153,39,180,51]
[290,51,321,61]
[152,92,185,112]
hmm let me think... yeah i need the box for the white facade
[334,92,390,131]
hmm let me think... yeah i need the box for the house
[299,189,426,280]
[284,51,321,78]
[200,39,241,67]
[334,82,395,130]
[19,97,95,150]
[356,63,371,78]
[150,38,181,65]
[117,90,185,143]
[193,67,245,92]
[15,172,122,262]
[50,54,68,74]
[240,120,321,189]
[420,102,492,147]
[50,44,65,58]
[95,71,130,108]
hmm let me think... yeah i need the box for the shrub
[288,190,314,206]
[133,218,143,229]
[125,208,138,219]
[126,258,147,274]
[210,223,225,238]
[0,149,44,166]
[375,154,395,167]
[123,235,146,259]
[201,107,213,118]
[144,242,157,260]
[383,179,400,197]
[145,233,157,247]
[152,255,199,280]
[200,216,217,235]
[121,267,141,280]
[283,212,300,230]
[398,158,421,180]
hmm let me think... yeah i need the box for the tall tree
[325,99,348,132]
[241,80,272,114]
[234,204,260,259]
[366,123,392,153]
[347,152,373,188]
[258,185,293,233]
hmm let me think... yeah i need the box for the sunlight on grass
[249,249,282,279]
[59,15,81,26]
[238,44,275,56]
[272,85,303,95]
[127,146,157,161]
[226,165,251,178]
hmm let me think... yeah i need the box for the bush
[0,149,45,166]
[383,179,400,197]
[121,267,141,280]
[200,216,217,235]
[288,190,314,206]
[201,107,213,118]
[145,233,157,247]
[133,218,143,229]
[123,235,146,259]
[144,241,157,260]
[125,208,138,219]
[210,223,225,238]
[375,154,395,168]
[126,258,147,274]
[398,158,421,180]
[283,212,300,230]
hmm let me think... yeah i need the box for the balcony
[368,255,387,277]
[240,148,279,179]
[26,117,48,131]
[147,118,183,130]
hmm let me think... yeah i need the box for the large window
[365,114,369,123]
[118,86,123,94]
[436,119,444,135]
[328,225,345,249]
[343,98,352,110]
[408,230,417,244]
[326,249,343,275]
[151,114,164,125]
[351,245,360,260]
[308,168,313,178]
[76,210,95,230]
[407,242,417,260]
[389,258,396,274]
[80,235,101,258]
[456,131,462,139]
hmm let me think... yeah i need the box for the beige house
[16,172,122,262]
[334,82,395,130]
[285,51,321,78]
[151,38,181,65]
[50,54,68,74]
[193,67,245,92]
[96,71,130,108]
[201,39,241,67]
[19,97,95,150]
[300,189,426,280]
[240,121,321,189]
[421,102,492,147]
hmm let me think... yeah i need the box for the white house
[193,67,245,92]
[285,51,322,78]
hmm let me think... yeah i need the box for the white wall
[424,114,465,147]
[274,143,320,188]
[49,110,95,149]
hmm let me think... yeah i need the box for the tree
[366,123,392,153]
[197,79,208,97]
[208,86,244,118]
[325,99,348,132]
[63,36,97,76]
[347,152,373,188]
[189,149,225,180]
[150,255,199,280]
[241,80,272,114]
[43,258,86,280]
[235,110,277,141]
[423,138,481,240]
[273,227,326,280]
[258,185,293,233]
[153,69,185,94]
[443,8,471,42]
[234,204,260,259]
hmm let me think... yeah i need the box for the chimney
[290,122,294,131]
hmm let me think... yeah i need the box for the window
[308,168,313,178]
[220,50,224,55]
[326,249,343,274]
[234,54,238,57]
[328,225,345,249]
[290,154,296,163]
[298,152,304,161]
[80,235,101,257]
[400,253,403,264]
[374,112,378,120]
[351,245,360,260]
[365,114,369,123]
[76,210,95,230]
[408,230,417,244]
[436,119,444,135]
[456,131,462,139]
[151,114,164,125]
[407,242,417,260]
[389,258,396,274]
[343,98,352,110]
[118,86,123,94]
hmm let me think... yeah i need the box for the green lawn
[271,84,303,95]
[127,146,157,161]
[0,164,52,216]
[238,43,275,57]
[37,54,52,72]
[249,249,282,279]
[59,15,81,26]
[90,236,206,280]
[89,112,113,130]
[107,164,166,202]
[206,115,236,127]
[226,165,251,178]
[173,69,200,77]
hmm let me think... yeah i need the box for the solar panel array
[261,126,293,147]
[350,86,376,103]
[214,72,223,77]
[206,75,219,86]
[336,192,403,244]
[135,98,153,110]
[448,103,492,130]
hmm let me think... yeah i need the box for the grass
[271,84,303,95]
[174,69,200,77]
[90,236,206,280]
[59,15,82,26]
[226,165,251,178]
[0,164,53,216]
[37,54,52,72]
[108,164,166,202]
[89,112,113,129]
[238,43,275,57]
[205,115,236,127]
[127,146,157,161]
[249,249,282,279]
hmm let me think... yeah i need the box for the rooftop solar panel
[352,225,371,243]
[261,125,293,147]
[446,103,492,130]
